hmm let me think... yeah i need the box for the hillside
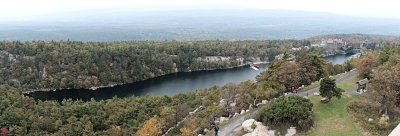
[308,33,400,42]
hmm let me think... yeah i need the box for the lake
[323,53,354,65]
[26,53,353,101]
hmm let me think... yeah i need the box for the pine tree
[319,77,344,101]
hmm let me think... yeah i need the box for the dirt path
[217,71,358,136]
[217,112,249,136]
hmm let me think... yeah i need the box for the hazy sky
[1,0,400,21]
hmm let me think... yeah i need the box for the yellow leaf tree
[357,52,378,79]
[135,116,165,136]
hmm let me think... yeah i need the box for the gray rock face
[230,102,237,107]
[242,119,256,133]
[256,103,265,107]
[285,127,296,136]
[262,100,268,104]
[242,119,271,136]
[220,117,229,123]
[381,114,389,121]
[218,99,227,107]
[240,110,245,114]
[189,106,205,116]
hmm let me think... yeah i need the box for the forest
[0,40,310,92]
[0,49,354,135]
[0,35,399,135]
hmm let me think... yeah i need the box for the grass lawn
[299,72,350,92]
[300,75,365,136]
[337,75,360,92]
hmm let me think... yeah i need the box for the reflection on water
[27,65,268,101]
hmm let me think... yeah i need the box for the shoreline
[22,61,269,94]
[322,52,355,57]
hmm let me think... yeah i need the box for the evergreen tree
[319,77,344,101]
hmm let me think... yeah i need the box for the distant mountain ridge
[308,33,400,42]
[1,9,400,41]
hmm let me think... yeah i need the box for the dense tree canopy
[0,38,393,135]
[257,51,327,91]
[369,54,400,114]
[0,84,204,135]
[0,40,307,91]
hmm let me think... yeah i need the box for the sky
[1,0,400,21]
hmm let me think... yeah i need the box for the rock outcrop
[242,119,272,136]
[242,119,256,133]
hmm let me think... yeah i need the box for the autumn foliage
[357,52,378,79]
[136,116,165,136]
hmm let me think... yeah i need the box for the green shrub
[169,122,183,135]
[345,100,400,135]
[251,123,257,130]
[257,95,313,131]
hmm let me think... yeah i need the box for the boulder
[254,121,263,126]
[214,118,220,124]
[262,100,268,104]
[285,127,296,136]
[268,130,275,136]
[189,106,205,116]
[243,133,251,136]
[380,114,389,121]
[249,104,253,110]
[368,118,373,122]
[230,102,237,107]
[189,111,195,116]
[241,110,246,114]
[313,92,320,96]
[233,113,239,117]
[220,117,229,123]
[198,106,205,111]
[203,128,209,133]
[246,110,250,113]
[320,97,329,103]
[242,119,256,133]
[218,99,227,107]
[253,123,270,136]
[243,120,271,136]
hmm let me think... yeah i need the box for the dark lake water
[26,53,353,101]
